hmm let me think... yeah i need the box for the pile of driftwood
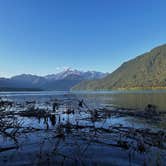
[0,97,165,158]
[61,123,166,151]
[0,114,21,152]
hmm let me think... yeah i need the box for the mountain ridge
[0,69,107,91]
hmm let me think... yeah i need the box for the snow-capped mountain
[0,69,108,91]
[45,68,107,80]
[45,68,82,80]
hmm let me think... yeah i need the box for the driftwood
[0,146,18,152]
[0,96,165,165]
[18,109,50,118]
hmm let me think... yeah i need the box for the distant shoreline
[0,87,43,92]
[1,86,166,93]
[71,87,166,92]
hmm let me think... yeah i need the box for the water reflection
[1,90,166,111]
[50,114,56,126]
[75,91,166,111]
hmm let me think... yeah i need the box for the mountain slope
[0,69,107,91]
[72,44,166,90]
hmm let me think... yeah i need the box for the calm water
[1,90,166,111]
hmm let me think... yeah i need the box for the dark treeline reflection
[76,90,166,111]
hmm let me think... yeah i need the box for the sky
[0,0,166,77]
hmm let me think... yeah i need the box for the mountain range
[72,44,166,90]
[0,68,107,91]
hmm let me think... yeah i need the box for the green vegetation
[72,44,166,90]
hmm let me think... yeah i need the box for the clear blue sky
[0,0,166,77]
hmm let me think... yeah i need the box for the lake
[1,89,166,111]
[0,90,165,165]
